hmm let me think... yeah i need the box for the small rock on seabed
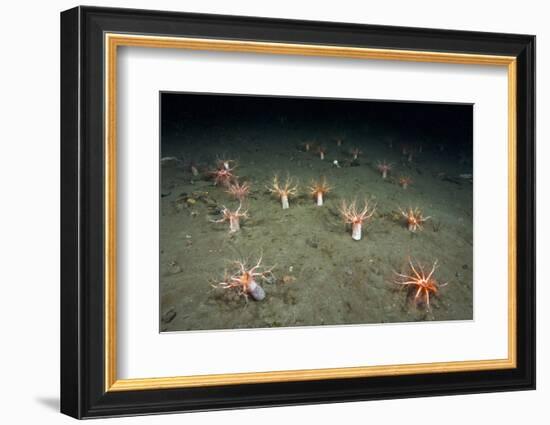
[162,308,177,324]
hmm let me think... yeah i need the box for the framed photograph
[60,6,535,419]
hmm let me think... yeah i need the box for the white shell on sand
[248,280,266,301]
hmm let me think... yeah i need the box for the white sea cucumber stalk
[316,192,323,206]
[281,194,289,209]
[352,223,362,241]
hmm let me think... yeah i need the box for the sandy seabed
[159,120,473,332]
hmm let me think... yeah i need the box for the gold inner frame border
[104,33,517,392]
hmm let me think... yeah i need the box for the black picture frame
[60,5,535,419]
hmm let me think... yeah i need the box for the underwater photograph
[159,92,473,332]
